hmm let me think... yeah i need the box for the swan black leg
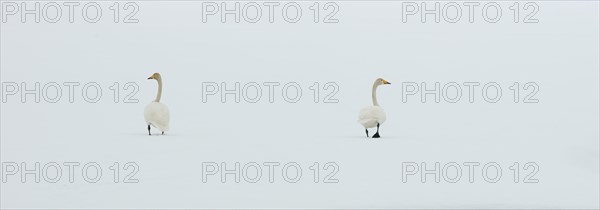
[373,123,381,138]
[162,131,164,135]
[148,125,151,136]
[365,129,369,137]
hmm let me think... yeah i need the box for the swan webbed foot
[148,125,151,136]
[372,123,381,138]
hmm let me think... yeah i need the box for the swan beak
[147,77,152,80]
[383,80,391,85]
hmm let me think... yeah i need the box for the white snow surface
[1,1,599,209]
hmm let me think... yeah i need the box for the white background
[1,0,599,208]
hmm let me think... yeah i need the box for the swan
[144,73,170,135]
[358,78,391,138]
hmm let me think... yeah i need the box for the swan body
[145,102,170,132]
[358,106,386,128]
[145,72,170,135]
[358,78,391,138]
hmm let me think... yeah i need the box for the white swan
[144,73,170,135]
[358,78,391,138]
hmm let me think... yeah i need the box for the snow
[1,1,599,209]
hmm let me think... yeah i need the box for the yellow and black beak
[147,76,153,80]
[383,80,391,85]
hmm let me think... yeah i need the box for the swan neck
[154,78,162,102]
[372,82,379,106]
